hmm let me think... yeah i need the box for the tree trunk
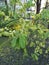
[36,0,41,14]
[5,0,8,15]
[5,0,8,9]
[13,4,16,13]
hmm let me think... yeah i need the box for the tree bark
[36,0,41,14]
[13,4,16,13]
[5,0,8,9]
[5,0,9,15]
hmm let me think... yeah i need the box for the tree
[4,0,9,15]
[5,0,8,9]
[36,0,41,14]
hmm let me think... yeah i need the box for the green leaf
[31,54,38,61]
[44,32,49,39]
[19,33,26,49]
[30,42,35,47]
[11,37,17,47]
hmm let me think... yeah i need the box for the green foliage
[11,37,17,47]
[0,10,49,60]
[19,33,26,49]
[31,53,38,61]
[0,0,49,61]
[10,0,20,4]
[11,32,27,49]
[41,9,49,19]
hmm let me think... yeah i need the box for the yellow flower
[31,16,35,19]
[14,25,21,30]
